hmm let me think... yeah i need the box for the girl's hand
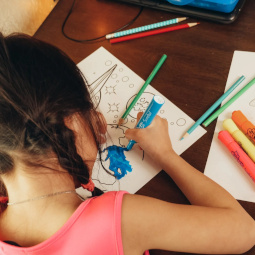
[125,112,175,162]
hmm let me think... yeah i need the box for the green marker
[203,77,255,127]
[117,54,167,126]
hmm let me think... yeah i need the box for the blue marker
[126,95,165,151]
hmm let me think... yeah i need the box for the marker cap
[223,119,238,134]
[218,130,234,145]
[154,95,165,105]
[232,110,248,127]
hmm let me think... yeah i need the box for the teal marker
[126,95,165,151]
[106,17,187,39]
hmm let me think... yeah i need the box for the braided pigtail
[51,122,90,184]
[49,114,104,196]
[23,112,104,196]
[0,33,106,198]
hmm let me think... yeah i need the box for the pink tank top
[0,191,150,255]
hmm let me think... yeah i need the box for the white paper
[77,47,206,194]
[204,51,255,203]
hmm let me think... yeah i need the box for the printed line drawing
[107,103,120,113]
[126,92,155,119]
[176,118,186,126]
[105,85,116,95]
[77,47,206,193]
[88,64,117,103]
[122,76,129,82]
[108,124,129,148]
[92,160,120,192]
[88,63,190,185]
[105,60,112,66]
[249,99,255,107]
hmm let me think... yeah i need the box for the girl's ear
[92,111,107,145]
[64,113,98,174]
[64,111,107,137]
[63,114,75,130]
[95,111,107,135]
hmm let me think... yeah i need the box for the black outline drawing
[126,92,155,119]
[86,58,189,189]
[107,103,120,113]
[105,85,116,95]
[249,99,255,107]
[88,64,117,104]
[176,118,186,126]
[122,76,129,82]
[105,60,112,66]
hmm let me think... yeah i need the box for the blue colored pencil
[106,17,187,39]
[181,75,245,140]
[126,95,165,151]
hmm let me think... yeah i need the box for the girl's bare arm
[121,114,255,255]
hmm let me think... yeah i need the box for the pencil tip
[180,133,189,140]
[178,17,188,22]
[188,22,200,27]
[106,33,114,39]
[117,118,124,127]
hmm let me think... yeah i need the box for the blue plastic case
[166,0,239,13]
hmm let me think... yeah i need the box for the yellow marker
[223,119,255,162]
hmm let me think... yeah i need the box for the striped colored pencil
[106,17,187,39]
[110,23,199,44]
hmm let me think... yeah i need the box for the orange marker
[232,110,255,144]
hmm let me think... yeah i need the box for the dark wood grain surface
[34,1,255,254]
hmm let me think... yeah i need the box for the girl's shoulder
[0,191,129,254]
[79,190,128,216]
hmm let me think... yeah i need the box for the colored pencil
[117,54,167,126]
[110,23,199,44]
[202,77,255,127]
[106,17,187,39]
[181,75,245,140]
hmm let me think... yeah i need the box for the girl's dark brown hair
[0,33,104,198]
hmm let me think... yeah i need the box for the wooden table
[35,0,255,254]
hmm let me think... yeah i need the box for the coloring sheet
[204,51,255,203]
[77,47,206,194]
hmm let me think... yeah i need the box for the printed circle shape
[105,60,112,66]
[176,118,186,126]
[122,76,129,82]
[126,92,155,119]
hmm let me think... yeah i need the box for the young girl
[0,33,254,255]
